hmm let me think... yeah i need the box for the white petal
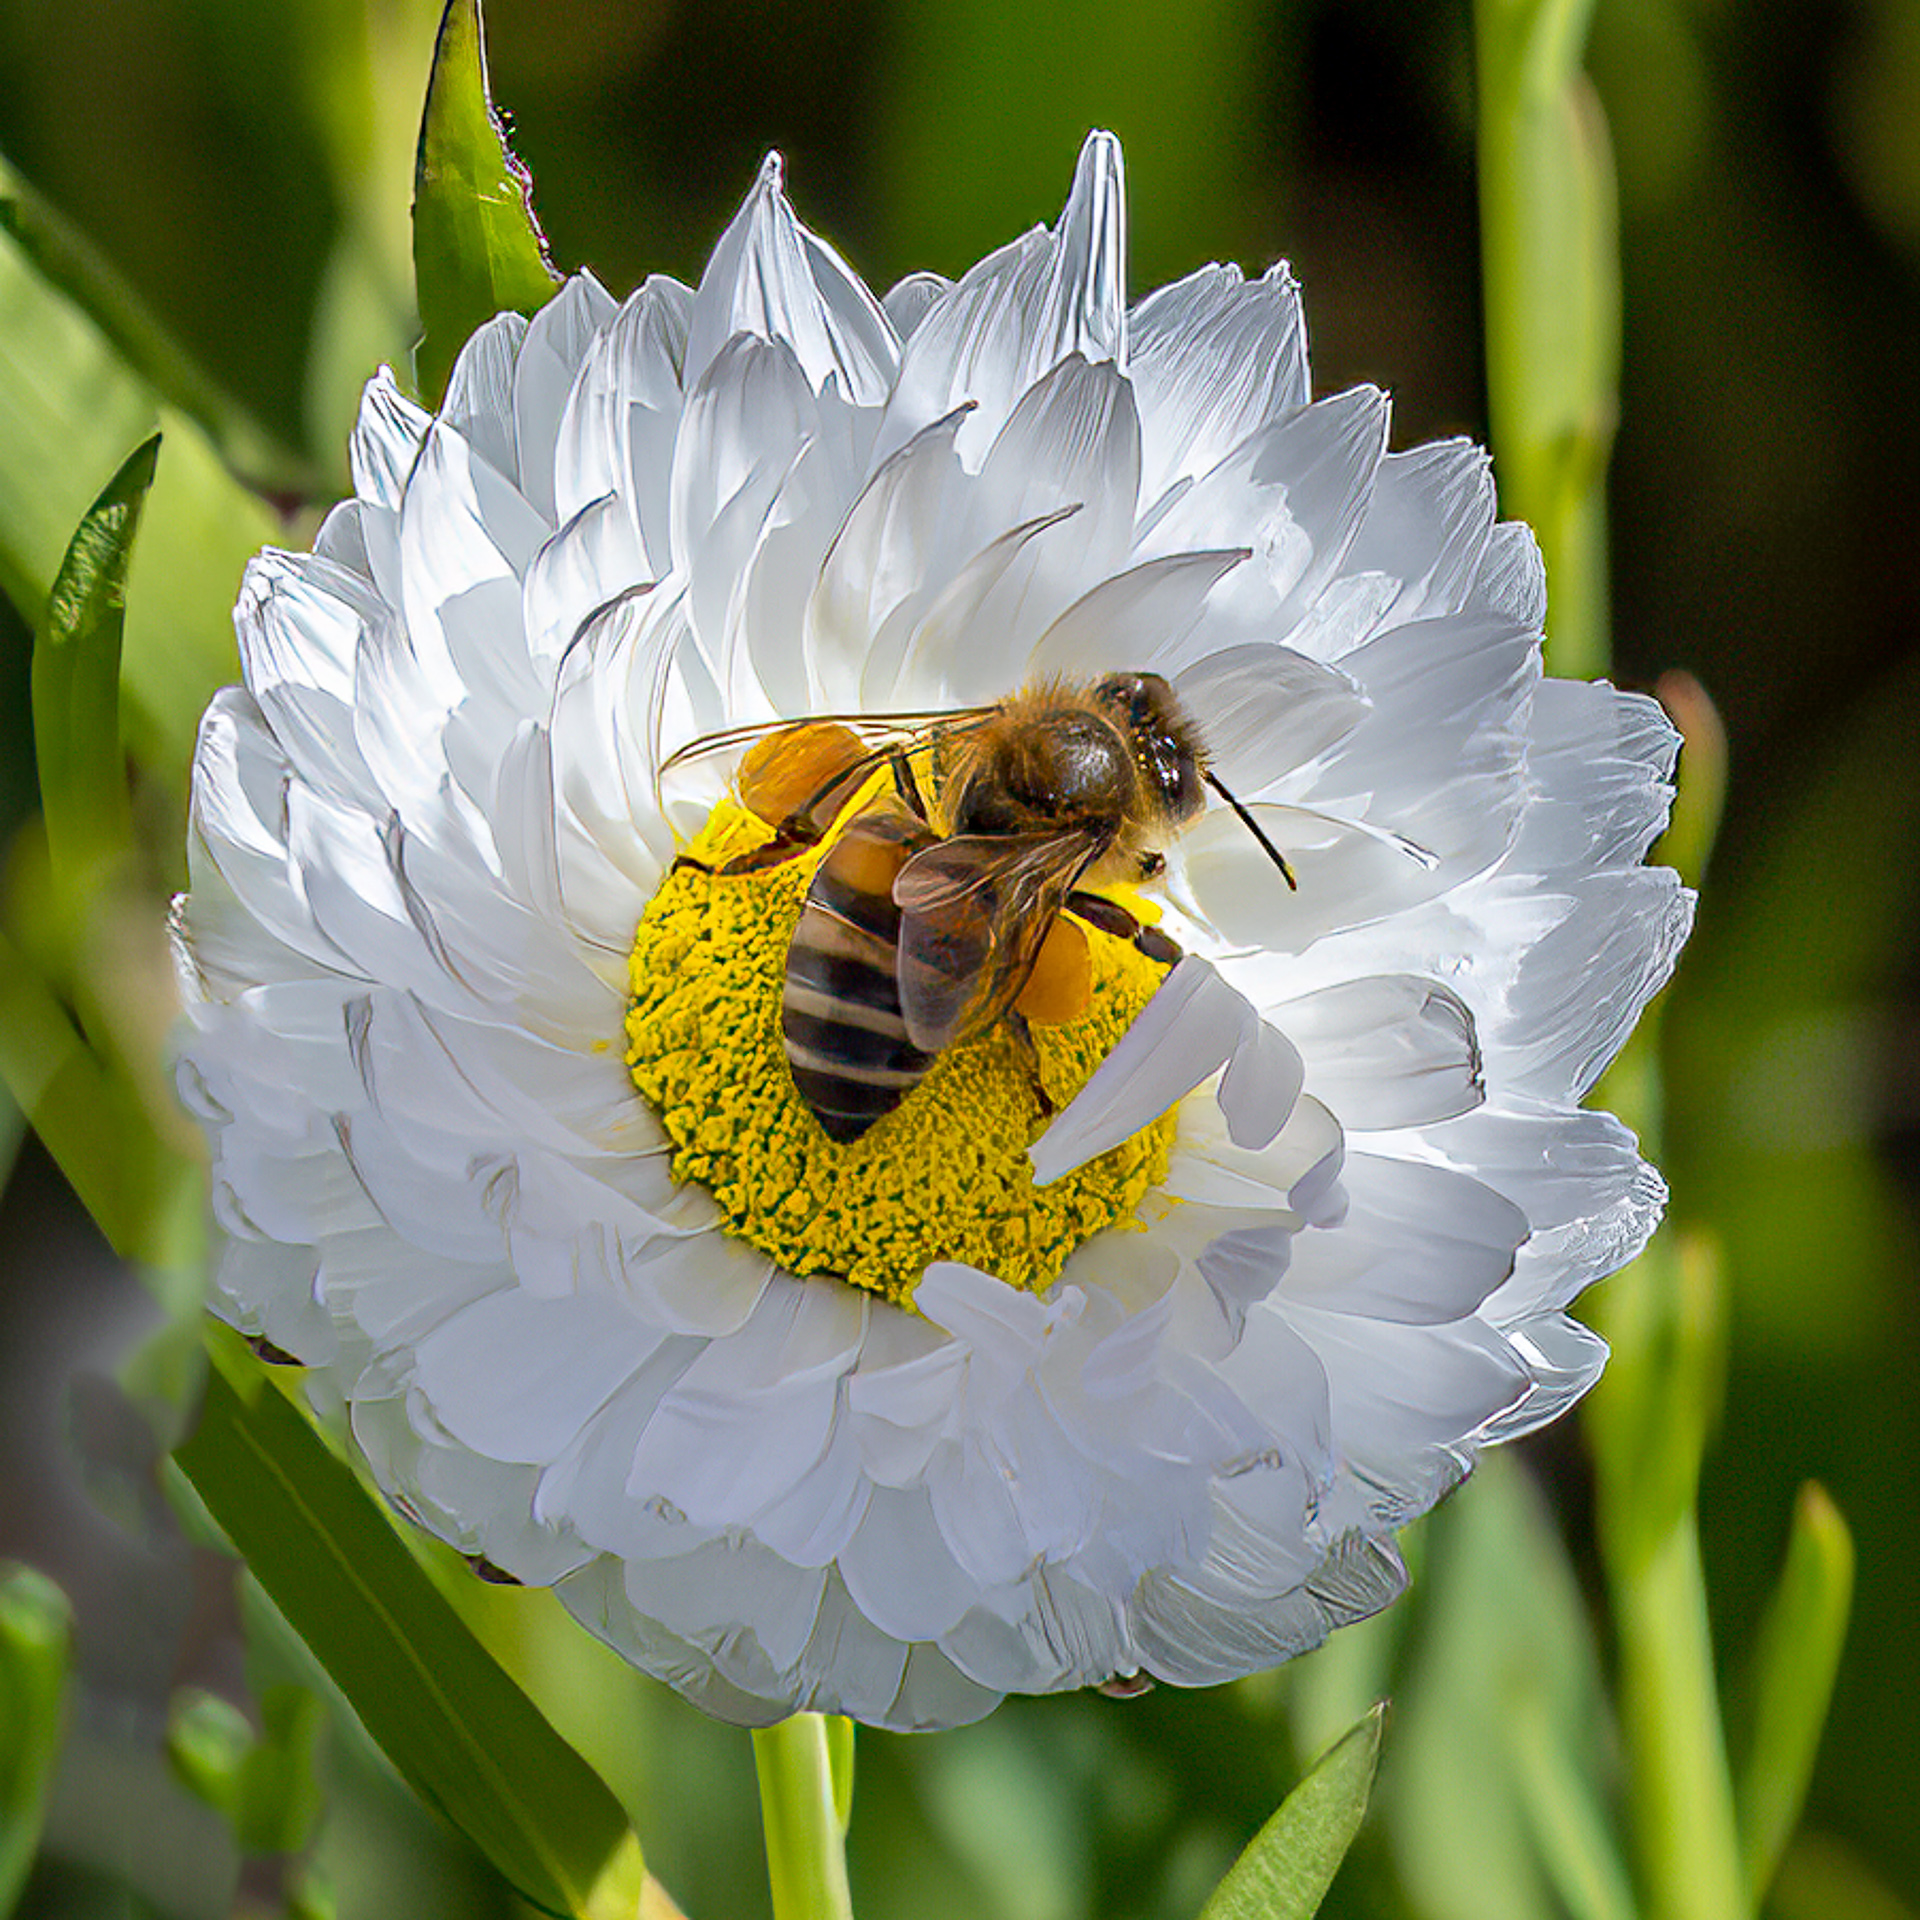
[882,271,950,336]
[1172,641,1370,794]
[1278,1151,1528,1325]
[683,151,899,404]
[441,312,528,486]
[1502,867,1695,1099]
[236,549,367,703]
[1026,549,1249,682]
[349,367,430,510]
[513,272,619,521]
[1032,958,1303,1184]
[838,1485,981,1641]
[872,130,1128,466]
[1129,261,1310,507]
[1132,1531,1406,1687]
[553,276,691,561]
[521,492,651,678]
[1278,973,1485,1129]
[803,405,973,709]
[1338,440,1497,625]
[412,1288,657,1464]
[1141,388,1388,633]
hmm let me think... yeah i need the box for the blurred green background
[0,0,1915,1916]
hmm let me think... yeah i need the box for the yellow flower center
[624,799,1176,1306]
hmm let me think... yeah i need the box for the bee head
[1092,672,1206,826]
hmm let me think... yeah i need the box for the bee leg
[1132,923,1182,967]
[1065,890,1182,969]
[1066,890,1142,940]
[716,836,810,876]
[670,852,716,875]
[889,746,931,821]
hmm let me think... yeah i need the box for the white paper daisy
[173,133,1692,1730]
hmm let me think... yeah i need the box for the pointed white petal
[683,151,899,403]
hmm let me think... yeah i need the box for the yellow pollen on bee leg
[1014,915,1091,1026]
[623,800,1177,1306]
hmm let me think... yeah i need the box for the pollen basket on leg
[624,800,1177,1305]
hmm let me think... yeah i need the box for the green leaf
[168,1683,329,1858]
[1196,1703,1384,1920]
[0,925,190,1263]
[0,156,314,495]
[412,0,559,405]
[1386,1453,1620,1920]
[31,433,158,887]
[0,218,276,787]
[0,1564,74,1918]
[174,1331,631,1917]
[167,1687,256,1815]
[0,218,152,629]
[1737,1483,1855,1901]
[235,1685,329,1857]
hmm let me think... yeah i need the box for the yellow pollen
[624,800,1176,1306]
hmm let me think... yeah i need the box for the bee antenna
[1204,771,1298,891]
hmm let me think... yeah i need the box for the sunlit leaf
[1738,1483,1854,1901]
[412,0,559,405]
[167,1687,255,1815]
[0,1564,73,1917]
[31,433,156,887]
[174,1331,631,1918]
[1196,1703,1383,1920]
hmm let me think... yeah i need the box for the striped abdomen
[782,808,945,1142]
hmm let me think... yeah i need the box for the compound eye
[1094,672,1172,726]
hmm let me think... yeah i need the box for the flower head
[174,134,1691,1729]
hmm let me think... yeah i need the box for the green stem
[752,1714,855,1920]
[1474,6,1750,1917]
[1612,1525,1750,1920]
[1474,0,1618,681]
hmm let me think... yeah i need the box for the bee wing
[892,830,1107,1053]
[656,705,993,779]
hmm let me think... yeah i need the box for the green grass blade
[411,0,559,405]
[0,1564,74,1918]
[174,1331,631,1918]
[1197,1703,1385,1920]
[31,433,157,887]
[1737,1484,1854,1901]
[1387,1455,1618,1920]
[0,220,275,788]
[0,156,313,494]
[0,220,153,631]
[0,926,187,1262]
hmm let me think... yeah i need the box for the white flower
[174,133,1692,1730]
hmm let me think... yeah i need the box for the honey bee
[662,673,1295,1143]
